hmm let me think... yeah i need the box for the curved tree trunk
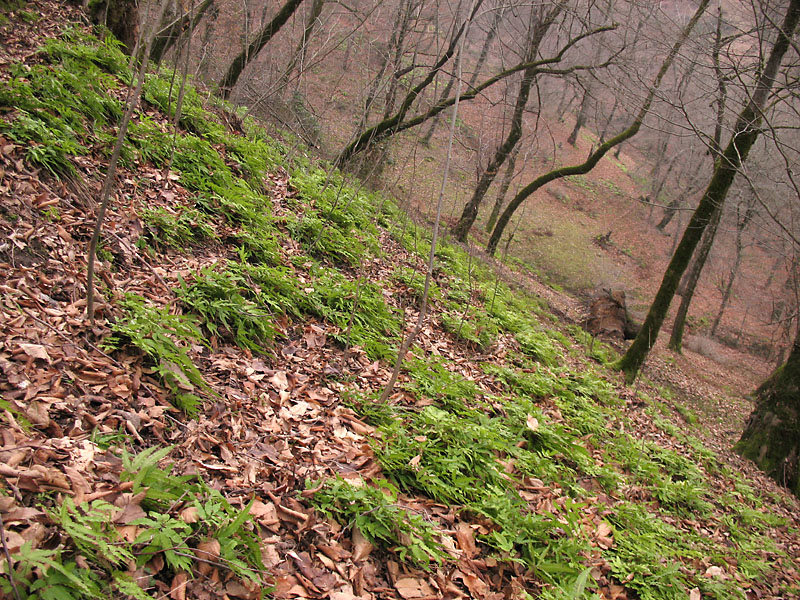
[218,0,306,99]
[735,330,800,497]
[616,0,800,383]
[486,144,520,232]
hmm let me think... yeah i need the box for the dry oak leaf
[453,569,489,599]
[394,577,435,600]
[689,588,701,600]
[455,522,478,558]
[273,574,310,599]
[169,572,189,600]
[594,521,614,549]
[351,526,374,562]
[17,343,51,363]
[195,539,221,577]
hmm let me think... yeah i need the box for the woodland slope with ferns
[0,3,798,600]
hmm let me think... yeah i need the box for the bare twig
[0,511,21,600]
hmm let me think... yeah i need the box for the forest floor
[0,5,799,600]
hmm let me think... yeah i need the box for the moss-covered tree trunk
[735,332,800,497]
[616,0,800,382]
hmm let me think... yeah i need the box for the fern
[177,265,276,353]
[105,294,209,415]
[50,499,133,567]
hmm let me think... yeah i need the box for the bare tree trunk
[87,1,169,321]
[151,0,214,63]
[356,1,419,136]
[284,0,325,82]
[452,3,563,241]
[486,144,520,232]
[420,70,457,146]
[89,0,140,52]
[668,203,722,351]
[598,95,618,145]
[736,327,800,497]
[336,18,612,166]
[711,203,755,336]
[380,0,474,402]
[567,84,591,145]
[487,0,711,256]
[467,3,503,89]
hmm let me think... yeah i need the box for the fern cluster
[105,294,208,415]
[2,447,264,599]
[310,477,446,566]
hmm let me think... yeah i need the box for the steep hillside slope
[0,7,798,600]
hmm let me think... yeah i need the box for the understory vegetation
[0,20,796,600]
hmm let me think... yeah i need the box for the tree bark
[90,0,139,53]
[486,144,520,232]
[616,0,800,383]
[668,203,722,351]
[218,0,306,99]
[735,329,800,497]
[486,0,711,256]
[451,3,563,241]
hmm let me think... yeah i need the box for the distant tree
[218,0,306,99]
[736,327,800,496]
[668,7,729,352]
[616,0,800,382]
[711,197,756,336]
[566,83,592,145]
[335,5,615,167]
[451,1,565,241]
